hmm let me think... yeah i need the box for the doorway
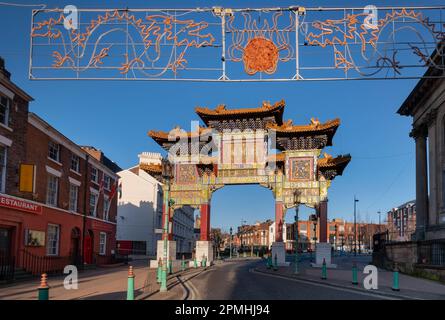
[83,230,93,264]
[70,228,81,265]
[0,228,11,257]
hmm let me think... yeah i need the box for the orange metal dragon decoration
[29,6,445,80]
[31,9,215,76]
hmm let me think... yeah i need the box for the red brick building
[0,58,121,279]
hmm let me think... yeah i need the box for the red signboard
[0,194,42,215]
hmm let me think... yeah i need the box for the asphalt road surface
[185,260,385,300]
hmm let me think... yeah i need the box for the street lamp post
[377,210,381,232]
[229,227,233,259]
[294,206,299,274]
[160,158,174,292]
[353,196,359,256]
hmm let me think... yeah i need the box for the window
[46,174,58,206]
[104,175,111,190]
[71,154,80,172]
[48,141,60,162]
[103,196,110,220]
[99,232,107,255]
[91,167,98,183]
[69,184,78,212]
[0,145,6,193]
[0,96,10,126]
[46,224,60,256]
[89,193,98,216]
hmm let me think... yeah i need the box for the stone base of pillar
[271,242,290,266]
[196,240,213,266]
[310,242,337,268]
[149,240,177,268]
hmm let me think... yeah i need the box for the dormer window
[0,96,10,126]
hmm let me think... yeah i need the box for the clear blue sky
[1,0,439,232]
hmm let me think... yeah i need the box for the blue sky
[1,0,440,232]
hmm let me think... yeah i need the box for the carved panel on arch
[175,164,198,184]
[288,157,314,181]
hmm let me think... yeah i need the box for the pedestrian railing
[417,240,445,266]
[0,252,15,281]
[21,249,70,276]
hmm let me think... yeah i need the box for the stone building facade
[398,46,445,241]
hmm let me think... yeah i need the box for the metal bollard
[266,255,271,269]
[127,266,135,300]
[194,258,198,269]
[181,255,186,272]
[38,273,49,300]
[392,263,400,291]
[321,258,327,280]
[352,261,358,285]
[168,259,173,275]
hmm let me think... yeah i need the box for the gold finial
[310,118,320,126]
[215,104,226,112]
[39,273,48,289]
[262,101,271,109]
[283,119,293,127]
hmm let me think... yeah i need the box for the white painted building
[117,152,195,256]
[268,222,287,249]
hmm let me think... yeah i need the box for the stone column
[427,110,438,227]
[413,126,429,240]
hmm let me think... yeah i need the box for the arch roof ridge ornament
[194,99,286,116]
[266,117,341,132]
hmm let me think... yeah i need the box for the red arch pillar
[200,203,211,241]
[162,203,173,241]
[275,202,284,242]
[317,200,328,243]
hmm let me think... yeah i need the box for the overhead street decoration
[29,5,445,81]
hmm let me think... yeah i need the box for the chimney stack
[0,57,11,80]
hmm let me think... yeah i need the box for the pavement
[1,255,444,300]
[0,259,204,300]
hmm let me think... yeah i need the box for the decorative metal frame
[29,6,445,81]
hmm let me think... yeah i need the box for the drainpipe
[80,154,89,267]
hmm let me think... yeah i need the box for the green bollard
[168,259,173,275]
[321,258,327,280]
[38,273,49,300]
[181,255,186,272]
[392,263,400,291]
[157,258,162,283]
[352,261,358,285]
[194,258,198,269]
[266,255,271,269]
[127,266,135,300]
[273,253,278,271]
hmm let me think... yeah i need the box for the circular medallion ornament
[242,37,279,75]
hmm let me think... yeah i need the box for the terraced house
[0,58,121,282]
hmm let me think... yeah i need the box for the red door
[83,234,93,264]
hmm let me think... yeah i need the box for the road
[184,259,385,300]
